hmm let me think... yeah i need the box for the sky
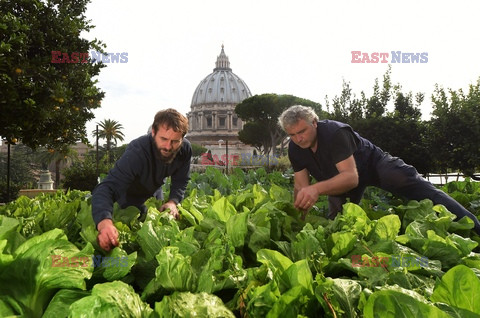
[82,0,480,144]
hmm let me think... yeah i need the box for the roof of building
[191,45,252,106]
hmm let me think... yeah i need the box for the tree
[94,119,125,164]
[328,80,367,122]
[326,67,433,174]
[361,87,430,174]
[387,90,429,174]
[0,144,37,201]
[365,66,392,119]
[0,0,105,149]
[235,94,324,156]
[34,145,78,188]
[62,153,109,191]
[191,143,207,163]
[428,80,480,177]
[110,144,128,162]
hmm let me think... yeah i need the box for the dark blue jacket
[91,134,192,226]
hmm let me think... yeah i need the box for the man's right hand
[97,219,119,252]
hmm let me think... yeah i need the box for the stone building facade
[186,46,255,163]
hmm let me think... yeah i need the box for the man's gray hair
[278,105,319,131]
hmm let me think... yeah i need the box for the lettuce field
[1,167,480,317]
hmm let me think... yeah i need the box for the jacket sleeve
[168,142,192,204]
[91,146,143,227]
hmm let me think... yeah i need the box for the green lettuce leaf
[257,249,293,274]
[0,215,25,255]
[247,209,271,254]
[246,280,281,318]
[252,184,269,208]
[0,295,23,317]
[42,199,79,236]
[435,302,480,318]
[112,204,140,226]
[364,287,450,318]
[431,265,480,314]
[0,229,94,318]
[291,223,325,264]
[269,183,291,203]
[42,289,90,318]
[328,231,357,261]
[153,292,235,318]
[280,259,313,293]
[331,203,372,236]
[266,285,313,318]
[69,281,152,317]
[101,247,137,281]
[371,214,401,241]
[209,197,237,222]
[331,278,362,318]
[226,211,249,248]
[142,246,196,300]
[136,216,181,261]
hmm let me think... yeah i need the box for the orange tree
[0,0,105,149]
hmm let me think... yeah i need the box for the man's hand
[160,200,180,219]
[97,219,119,252]
[294,185,319,211]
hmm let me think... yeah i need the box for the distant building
[0,141,92,188]
[186,46,255,164]
[47,142,92,185]
[0,140,11,154]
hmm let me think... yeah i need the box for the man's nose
[163,141,172,150]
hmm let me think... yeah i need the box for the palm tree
[94,119,125,164]
[34,145,78,188]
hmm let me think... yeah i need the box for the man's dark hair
[152,108,189,136]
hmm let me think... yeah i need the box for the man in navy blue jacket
[92,109,192,251]
[278,105,480,234]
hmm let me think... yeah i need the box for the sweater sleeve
[91,145,143,227]
[168,142,192,204]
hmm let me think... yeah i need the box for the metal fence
[424,172,480,185]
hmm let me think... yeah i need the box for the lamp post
[225,140,229,173]
[6,141,11,202]
[218,139,228,174]
[96,125,99,177]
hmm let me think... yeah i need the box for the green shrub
[62,155,110,191]
[0,180,21,202]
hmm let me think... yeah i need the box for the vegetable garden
[1,167,480,317]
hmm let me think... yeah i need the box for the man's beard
[154,141,181,164]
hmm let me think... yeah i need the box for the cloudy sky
[83,0,480,144]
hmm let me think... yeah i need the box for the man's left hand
[160,200,180,219]
[294,185,319,211]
